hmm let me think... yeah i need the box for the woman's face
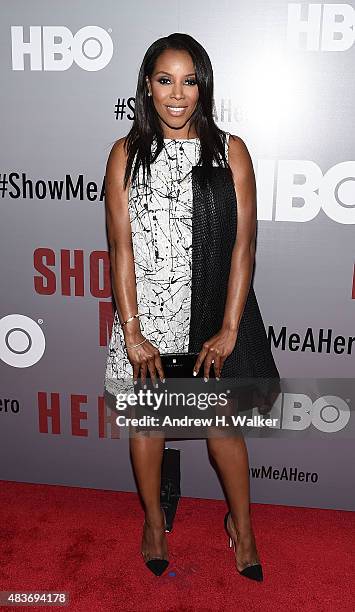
[146,48,199,137]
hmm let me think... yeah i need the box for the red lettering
[90,251,111,298]
[61,250,84,296]
[38,391,61,433]
[71,394,88,436]
[34,248,112,298]
[34,248,56,294]
[38,393,122,438]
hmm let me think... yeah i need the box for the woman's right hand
[125,332,165,387]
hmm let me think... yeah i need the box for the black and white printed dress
[104,132,280,404]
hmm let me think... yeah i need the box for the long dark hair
[122,32,233,189]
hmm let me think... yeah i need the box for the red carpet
[0,480,354,612]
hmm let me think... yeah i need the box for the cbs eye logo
[0,314,45,368]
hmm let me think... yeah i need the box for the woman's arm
[105,137,143,345]
[221,134,257,332]
[105,138,165,385]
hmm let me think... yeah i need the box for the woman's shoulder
[217,130,249,159]
[225,132,249,152]
[105,135,131,191]
[108,135,129,160]
[225,132,253,168]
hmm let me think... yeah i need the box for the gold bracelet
[125,338,148,350]
[120,312,141,328]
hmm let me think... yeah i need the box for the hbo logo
[11,26,113,71]
[287,3,355,51]
[254,393,351,433]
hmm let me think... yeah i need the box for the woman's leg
[206,417,260,571]
[129,433,168,561]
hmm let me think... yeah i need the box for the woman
[104,33,280,579]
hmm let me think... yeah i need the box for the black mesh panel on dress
[188,166,280,403]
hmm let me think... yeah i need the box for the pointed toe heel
[146,558,169,576]
[240,563,263,582]
[224,510,264,582]
[142,510,169,576]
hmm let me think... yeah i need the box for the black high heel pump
[142,510,169,576]
[224,511,263,582]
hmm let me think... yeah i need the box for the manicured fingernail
[162,378,166,383]
[193,371,197,377]
[216,377,220,381]
[155,383,159,388]
[133,380,137,385]
[143,383,147,389]
[204,377,208,382]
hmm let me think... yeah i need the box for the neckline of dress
[163,138,200,142]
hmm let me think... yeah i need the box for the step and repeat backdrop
[1,1,354,510]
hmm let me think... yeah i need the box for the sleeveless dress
[104,132,280,407]
[104,135,215,399]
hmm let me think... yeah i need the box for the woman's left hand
[192,327,239,380]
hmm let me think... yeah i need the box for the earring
[147,91,152,97]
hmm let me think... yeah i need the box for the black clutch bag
[161,352,201,378]
[146,352,211,378]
